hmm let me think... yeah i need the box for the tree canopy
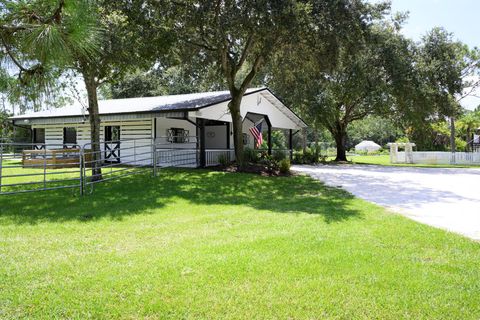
[153,0,385,164]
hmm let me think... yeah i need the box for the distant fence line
[389,141,480,165]
[393,151,480,165]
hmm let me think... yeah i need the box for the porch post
[226,122,230,149]
[198,118,206,168]
[289,129,293,160]
[267,124,272,155]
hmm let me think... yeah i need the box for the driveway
[293,164,480,240]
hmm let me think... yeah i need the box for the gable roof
[11,88,264,120]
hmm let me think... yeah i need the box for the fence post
[43,147,47,190]
[152,140,157,177]
[79,148,84,196]
[0,143,3,193]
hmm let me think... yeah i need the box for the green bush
[218,153,230,166]
[244,148,260,163]
[455,138,467,152]
[279,159,291,174]
[292,147,317,164]
[259,154,279,172]
[272,150,287,162]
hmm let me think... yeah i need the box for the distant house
[355,140,381,153]
[10,87,306,167]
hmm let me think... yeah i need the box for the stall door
[104,126,121,163]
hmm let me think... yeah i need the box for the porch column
[267,124,272,155]
[198,118,206,168]
[226,122,230,149]
[289,129,293,160]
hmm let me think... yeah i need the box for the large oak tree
[158,0,373,165]
[270,12,414,161]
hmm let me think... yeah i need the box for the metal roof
[11,88,264,120]
[10,87,307,128]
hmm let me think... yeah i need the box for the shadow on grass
[0,169,363,225]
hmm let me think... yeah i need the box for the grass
[345,154,480,168]
[0,168,479,319]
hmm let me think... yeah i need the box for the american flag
[249,122,263,148]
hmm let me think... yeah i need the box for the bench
[22,149,92,169]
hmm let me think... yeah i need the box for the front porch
[154,113,295,168]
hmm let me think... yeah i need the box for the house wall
[242,118,255,149]
[190,91,302,130]
[154,117,198,148]
[32,118,154,165]
[205,125,228,149]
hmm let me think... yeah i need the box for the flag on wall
[249,122,263,148]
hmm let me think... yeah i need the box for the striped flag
[249,122,263,148]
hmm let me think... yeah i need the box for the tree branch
[0,34,29,72]
[236,33,254,71]
[183,38,217,52]
[239,53,263,95]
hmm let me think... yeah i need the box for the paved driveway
[293,164,480,240]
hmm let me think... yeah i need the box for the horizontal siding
[34,119,153,150]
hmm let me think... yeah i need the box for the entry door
[104,126,121,163]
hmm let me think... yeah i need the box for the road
[293,164,480,240]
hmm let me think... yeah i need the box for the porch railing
[205,149,236,166]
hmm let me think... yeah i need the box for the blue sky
[381,0,480,109]
[389,0,479,48]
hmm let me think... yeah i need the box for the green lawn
[347,154,480,168]
[1,169,479,319]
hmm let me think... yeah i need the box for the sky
[4,1,480,113]
[381,0,480,110]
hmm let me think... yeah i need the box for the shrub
[292,147,317,164]
[218,153,230,166]
[456,138,467,152]
[272,150,287,162]
[396,137,410,143]
[259,154,279,172]
[279,159,291,174]
[244,148,259,163]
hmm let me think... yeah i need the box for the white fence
[393,151,480,165]
[205,149,236,167]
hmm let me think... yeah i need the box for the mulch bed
[210,163,293,177]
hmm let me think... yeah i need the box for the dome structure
[355,140,381,152]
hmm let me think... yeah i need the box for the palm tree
[457,111,480,151]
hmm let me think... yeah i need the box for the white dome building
[355,140,381,153]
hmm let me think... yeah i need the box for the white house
[10,87,307,167]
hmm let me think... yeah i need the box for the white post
[405,143,414,164]
[389,143,398,163]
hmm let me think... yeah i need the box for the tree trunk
[228,96,244,166]
[302,128,307,153]
[450,117,456,153]
[313,129,319,162]
[82,70,103,181]
[332,124,347,162]
[466,127,471,152]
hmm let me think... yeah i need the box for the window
[167,128,189,143]
[105,126,120,142]
[63,127,77,145]
[33,128,45,144]
[243,133,249,145]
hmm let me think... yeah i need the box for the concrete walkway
[293,164,480,240]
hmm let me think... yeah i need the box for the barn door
[104,126,121,163]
